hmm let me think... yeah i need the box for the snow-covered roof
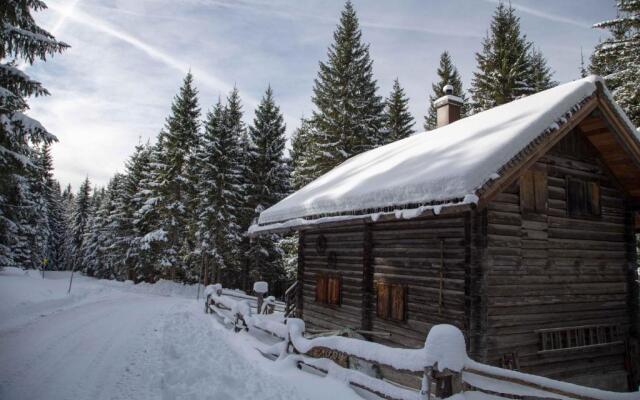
[253,76,636,232]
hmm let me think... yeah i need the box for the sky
[26,0,617,190]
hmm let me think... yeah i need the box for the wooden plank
[361,224,373,332]
[533,169,548,212]
[376,282,390,319]
[520,170,535,214]
[390,284,406,321]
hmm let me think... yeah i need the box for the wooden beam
[361,224,373,334]
[579,116,607,133]
[463,368,603,400]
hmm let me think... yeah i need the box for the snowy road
[0,269,362,400]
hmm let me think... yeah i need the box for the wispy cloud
[483,0,591,28]
[47,2,251,104]
[172,0,483,38]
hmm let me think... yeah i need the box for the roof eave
[249,201,475,236]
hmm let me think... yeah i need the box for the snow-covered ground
[0,268,362,400]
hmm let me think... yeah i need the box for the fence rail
[204,284,639,400]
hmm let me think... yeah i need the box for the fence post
[420,367,432,400]
[423,325,467,398]
[253,281,268,314]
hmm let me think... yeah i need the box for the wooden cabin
[251,76,640,391]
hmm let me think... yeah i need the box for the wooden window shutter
[587,181,601,216]
[376,282,390,319]
[390,284,406,321]
[533,170,547,212]
[328,276,341,305]
[519,171,535,213]
[315,274,327,303]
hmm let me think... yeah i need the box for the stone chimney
[434,84,463,128]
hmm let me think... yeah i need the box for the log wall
[299,215,469,348]
[370,215,468,347]
[300,224,366,331]
[483,130,634,390]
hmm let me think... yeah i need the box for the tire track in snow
[0,293,177,400]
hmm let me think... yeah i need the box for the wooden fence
[205,284,639,400]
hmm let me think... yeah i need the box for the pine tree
[246,87,289,293]
[195,99,242,286]
[132,141,167,281]
[289,119,319,190]
[70,178,92,271]
[424,51,468,130]
[38,143,66,270]
[222,87,254,289]
[382,79,414,144]
[470,2,535,112]
[122,142,151,280]
[311,1,385,176]
[81,186,105,277]
[591,0,640,127]
[47,179,67,270]
[580,48,588,78]
[60,184,75,270]
[0,0,68,268]
[155,73,201,280]
[528,48,557,92]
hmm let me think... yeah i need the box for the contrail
[483,0,591,29]
[50,0,83,35]
[46,2,260,108]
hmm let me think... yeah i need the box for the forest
[2,0,638,296]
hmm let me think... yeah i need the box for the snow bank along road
[0,269,362,400]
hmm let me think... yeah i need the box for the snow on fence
[204,285,639,400]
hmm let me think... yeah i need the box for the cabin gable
[483,128,638,390]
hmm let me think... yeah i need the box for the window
[376,282,406,322]
[315,273,341,306]
[537,324,621,353]
[520,169,547,213]
[567,178,601,217]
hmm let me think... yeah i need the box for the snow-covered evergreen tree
[121,142,150,280]
[528,48,557,92]
[289,118,318,191]
[37,143,66,270]
[382,79,414,144]
[70,178,92,271]
[580,48,588,78]
[222,87,253,289]
[92,174,128,279]
[424,51,468,130]
[155,73,201,280]
[0,0,68,267]
[81,186,105,277]
[246,87,289,292]
[132,141,167,281]
[60,184,75,270]
[194,99,242,286]
[590,0,640,127]
[46,179,67,270]
[470,2,537,112]
[310,1,385,176]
